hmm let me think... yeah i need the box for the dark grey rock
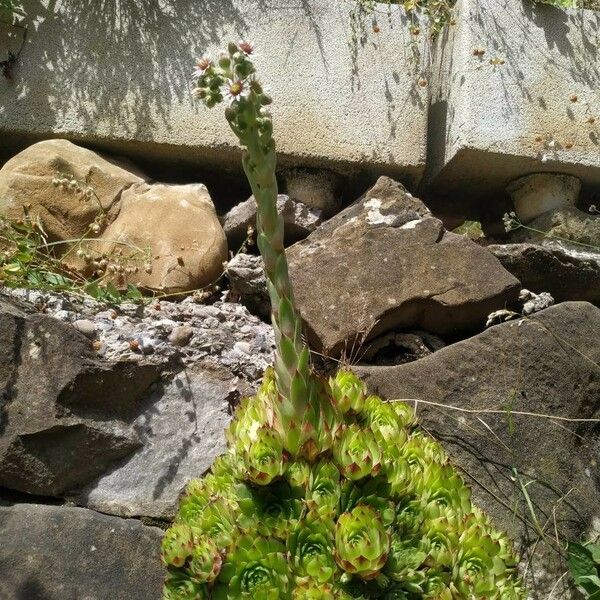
[489,242,600,304]
[0,296,155,496]
[0,503,165,600]
[356,301,600,599]
[0,289,274,513]
[287,177,521,356]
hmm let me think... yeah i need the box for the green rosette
[306,460,342,518]
[213,535,290,600]
[235,479,303,539]
[360,395,407,462]
[288,513,337,583]
[329,370,366,414]
[333,424,382,481]
[163,570,208,600]
[161,523,196,568]
[188,536,223,584]
[334,504,390,580]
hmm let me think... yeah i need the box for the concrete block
[0,1,428,185]
[426,0,600,216]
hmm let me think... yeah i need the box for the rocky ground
[0,141,599,599]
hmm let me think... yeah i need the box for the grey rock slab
[0,289,274,510]
[356,301,600,599]
[78,363,245,519]
[0,503,165,600]
[489,242,600,304]
[223,194,323,251]
[287,177,521,356]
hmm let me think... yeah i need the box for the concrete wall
[426,0,600,217]
[0,0,428,187]
[0,0,599,215]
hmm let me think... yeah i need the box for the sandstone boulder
[287,177,521,356]
[0,139,144,241]
[0,503,165,600]
[356,302,600,599]
[489,242,600,304]
[95,182,228,294]
[223,194,322,250]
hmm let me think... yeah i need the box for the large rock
[0,503,165,600]
[0,288,274,510]
[0,139,144,241]
[287,177,520,355]
[356,302,600,598]
[92,182,228,294]
[223,194,322,250]
[0,295,157,496]
[489,242,600,304]
[78,363,244,519]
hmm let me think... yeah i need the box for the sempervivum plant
[161,42,526,600]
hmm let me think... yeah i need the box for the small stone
[279,168,343,217]
[168,325,194,347]
[223,194,322,250]
[72,319,97,339]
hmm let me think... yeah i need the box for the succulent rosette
[212,535,290,600]
[292,580,352,600]
[188,537,223,583]
[163,570,208,600]
[334,505,391,580]
[236,479,303,539]
[162,523,196,568]
[330,370,367,414]
[306,460,342,518]
[333,424,383,481]
[288,513,336,583]
[161,41,526,600]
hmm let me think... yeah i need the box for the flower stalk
[193,42,314,456]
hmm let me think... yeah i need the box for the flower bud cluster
[192,42,273,144]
